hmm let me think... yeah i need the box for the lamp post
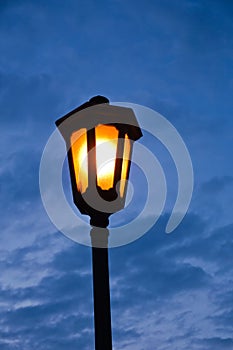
[55,96,142,350]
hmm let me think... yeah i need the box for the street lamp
[55,96,142,350]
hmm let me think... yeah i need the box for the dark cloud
[201,176,233,194]
[195,337,233,350]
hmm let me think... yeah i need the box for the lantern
[55,96,142,228]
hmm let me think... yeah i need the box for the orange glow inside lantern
[70,124,131,199]
[70,128,88,193]
[95,125,118,191]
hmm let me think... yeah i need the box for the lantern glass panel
[95,125,118,190]
[70,128,88,193]
[120,134,131,197]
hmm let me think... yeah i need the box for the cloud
[108,213,233,349]
[0,208,232,349]
[195,337,233,350]
[193,176,233,228]
[201,176,233,194]
[0,238,93,349]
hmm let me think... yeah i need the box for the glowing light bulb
[96,137,117,190]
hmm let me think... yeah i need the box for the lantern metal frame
[55,96,142,228]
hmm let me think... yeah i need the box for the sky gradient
[1,0,233,349]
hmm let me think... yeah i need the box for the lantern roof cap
[55,95,143,142]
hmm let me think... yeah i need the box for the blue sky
[1,0,233,349]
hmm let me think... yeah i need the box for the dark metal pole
[90,227,112,350]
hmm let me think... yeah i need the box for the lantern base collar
[90,214,110,228]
